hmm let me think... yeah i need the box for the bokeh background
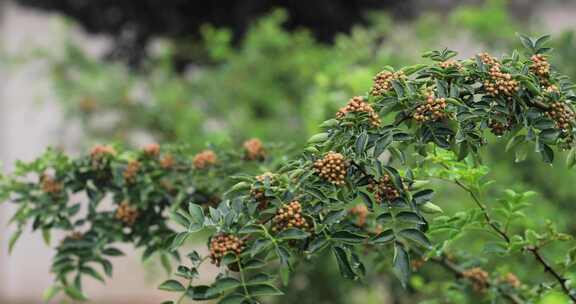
[1,0,576,303]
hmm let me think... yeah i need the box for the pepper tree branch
[448,174,576,303]
[352,161,523,303]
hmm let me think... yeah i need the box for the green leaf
[160,253,172,275]
[539,129,560,144]
[171,211,190,228]
[207,277,241,297]
[102,247,124,256]
[218,294,245,304]
[567,147,576,168]
[539,143,554,164]
[8,229,22,254]
[246,283,284,296]
[420,202,443,214]
[332,246,357,280]
[188,203,205,225]
[396,211,425,224]
[505,134,525,152]
[517,33,535,50]
[399,228,431,248]
[376,212,393,224]
[42,228,51,246]
[308,132,329,144]
[250,239,272,257]
[42,285,61,302]
[331,230,366,244]
[277,228,309,240]
[393,242,410,287]
[158,279,185,292]
[64,285,87,301]
[324,209,347,225]
[355,131,368,155]
[238,224,263,234]
[80,266,105,283]
[243,259,266,270]
[373,134,393,158]
[371,229,395,244]
[307,236,328,253]
[247,273,273,285]
[170,232,190,250]
[413,189,434,205]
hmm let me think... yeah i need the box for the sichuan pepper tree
[3,35,576,303]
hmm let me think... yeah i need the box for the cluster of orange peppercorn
[462,267,489,292]
[349,204,368,226]
[115,201,139,226]
[313,151,348,186]
[500,272,521,289]
[89,145,116,168]
[271,201,310,233]
[243,138,266,161]
[530,54,550,78]
[439,59,463,70]
[143,143,160,157]
[160,153,175,169]
[123,160,141,184]
[367,175,400,203]
[209,234,245,266]
[63,231,83,242]
[250,172,275,210]
[412,94,448,123]
[40,174,63,195]
[546,101,575,134]
[478,52,519,98]
[336,96,381,128]
[193,150,218,169]
[370,70,405,96]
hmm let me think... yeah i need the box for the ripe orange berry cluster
[413,94,447,123]
[250,172,275,210]
[546,102,575,133]
[370,70,405,96]
[500,272,521,289]
[462,267,489,292]
[336,96,381,128]
[313,151,348,186]
[90,145,116,159]
[545,84,559,94]
[123,160,140,184]
[243,138,266,161]
[143,143,160,157]
[439,59,463,70]
[40,174,63,195]
[349,204,368,226]
[160,153,175,169]
[193,150,218,169]
[64,231,83,242]
[478,52,519,98]
[209,234,244,266]
[115,201,139,226]
[367,175,400,203]
[530,54,550,78]
[271,201,310,233]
